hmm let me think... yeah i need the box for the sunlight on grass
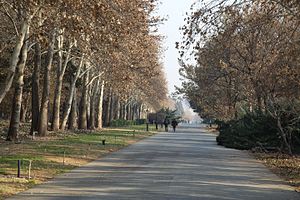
[0,128,157,199]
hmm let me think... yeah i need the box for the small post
[102,139,106,145]
[28,160,32,179]
[32,132,35,140]
[155,122,158,130]
[17,160,21,178]
[146,123,149,132]
[63,150,66,166]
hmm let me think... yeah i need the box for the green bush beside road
[216,111,300,154]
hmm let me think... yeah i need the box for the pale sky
[157,0,196,94]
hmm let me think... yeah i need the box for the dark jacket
[171,120,178,127]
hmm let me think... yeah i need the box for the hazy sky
[157,0,196,94]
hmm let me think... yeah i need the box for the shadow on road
[8,126,299,200]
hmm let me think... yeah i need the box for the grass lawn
[0,127,156,199]
[114,123,165,132]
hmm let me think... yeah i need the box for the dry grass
[0,177,39,198]
[204,126,219,135]
[253,152,300,192]
[0,123,156,200]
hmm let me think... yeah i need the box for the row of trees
[0,0,169,141]
[178,0,300,154]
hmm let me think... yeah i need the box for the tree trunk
[7,32,29,141]
[277,117,293,155]
[60,56,84,130]
[78,70,89,129]
[68,87,77,130]
[119,102,123,120]
[0,19,30,104]
[109,93,114,125]
[104,88,112,127]
[20,95,29,122]
[52,34,71,131]
[132,104,135,120]
[96,80,105,129]
[132,104,136,120]
[89,97,95,130]
[114,96,120,120]
[86,75,91,129]
[89,79,99,130]
[127,103,132,120]
[133,104,136,120]
[38,31,56,137]
[124,103,129,120]
[138,104,142,119]
[122,103,126,120]
[30,42,41,134]
[125,104,128,120]
[133,104,138,120]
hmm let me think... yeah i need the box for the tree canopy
[0,0,169,140]
[177,0,300,154]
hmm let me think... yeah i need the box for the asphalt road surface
[8,124,299,200]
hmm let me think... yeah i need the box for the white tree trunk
[38,31,56,136]
[97,80,105,129]
[0,19,30,104]
[52,36,73,131]
[60,56,84,130]
[7,29,29,141]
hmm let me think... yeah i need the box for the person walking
[171,119,178,132]
[163,118,169,132]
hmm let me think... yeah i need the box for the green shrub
[111,119,136,127]
[135,119,146,125]
[216,111,280,150]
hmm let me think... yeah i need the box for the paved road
[8,125,299,200]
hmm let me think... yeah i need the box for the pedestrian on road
[171,119,178,132]
[163,118,169,132]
